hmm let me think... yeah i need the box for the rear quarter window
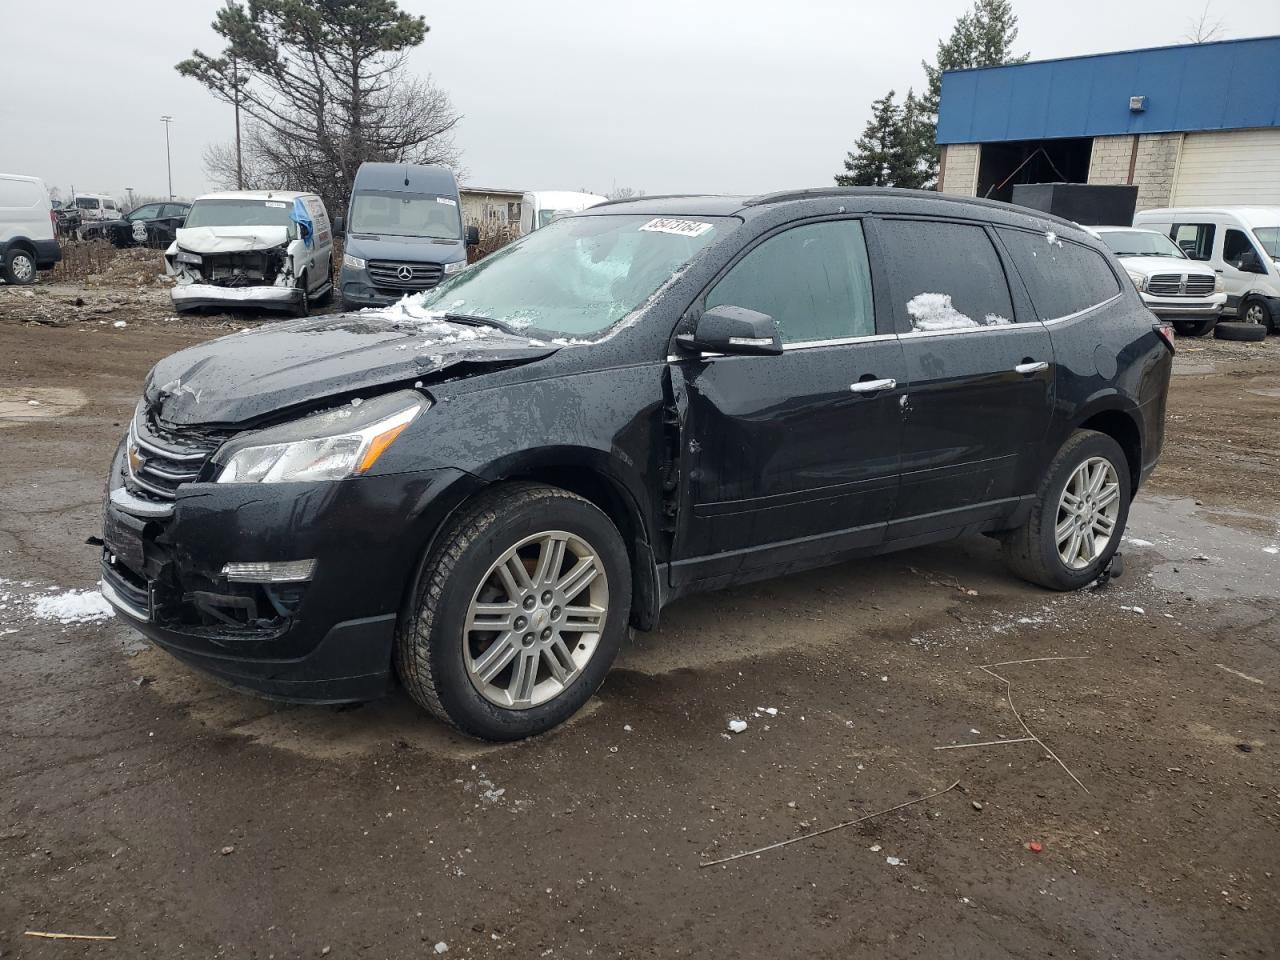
[997,228,1121,321]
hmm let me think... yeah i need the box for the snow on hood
[174,225,291,254]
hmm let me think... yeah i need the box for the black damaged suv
[101,189,1173,740]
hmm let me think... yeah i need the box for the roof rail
[744,186,1084,231]
[588,193,731,209]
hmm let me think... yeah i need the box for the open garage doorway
[977,138,1094,202]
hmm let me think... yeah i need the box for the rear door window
[996,229,1121,321]
[1172,223,1215,261]
[874,219,1016,331]
[706,219,875,343]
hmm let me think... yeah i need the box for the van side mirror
[465,225,480,246]
[332,215,345,234]
[677,305,783,356]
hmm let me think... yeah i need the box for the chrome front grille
[367,260,445,291]
[126,409,222,501]
[1184,274,1215,296]
[1147,273,1217,297]
[1147,274,1183,297]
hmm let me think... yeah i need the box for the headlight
[443,259,468,275]
[342,253,366,270]
[1125,271,1147,292]
[215,391,427,484]
[175,250,202,265]
[1214,274,1225,293]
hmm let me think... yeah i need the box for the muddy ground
[1,279,1277,959]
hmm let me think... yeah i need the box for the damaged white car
[165,191,335,316]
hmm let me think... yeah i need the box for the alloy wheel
[463,530,609,709]
[11,253,35,283]
[1244,302,1266,325]
[1055,456,1121,571]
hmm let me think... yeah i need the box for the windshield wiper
[443,312,522,337]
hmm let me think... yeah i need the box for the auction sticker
[436,197,457,206]
[639,218,713,238]
[264,201,287,208]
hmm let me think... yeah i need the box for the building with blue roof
[935,35,1280,210]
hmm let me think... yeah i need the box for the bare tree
[1184,2,1225,42]
[606,186,645,201]
[177,0,462,215]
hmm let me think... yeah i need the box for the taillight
[50,210,57,232]
[1154,321,1175,352]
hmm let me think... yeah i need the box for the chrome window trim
[1041,291,1124,326]
[666,331,895,363]
[898,322,1028,340]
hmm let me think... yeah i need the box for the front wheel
[1239,297,1273,333]
[1171,318,1215,337]
[1003,429,1131,590]
[395,483,631,741]
[1,247,38,285]
[293,272,310,317]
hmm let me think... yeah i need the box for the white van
[519,191,607,234]
[0,173,61,285]
[1133,207,1280,333]
[165,190,335,316]
[74,193,122,224]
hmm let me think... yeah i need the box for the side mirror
[332,215,345,235]
[677,305,783,356]
[465,225,480,246]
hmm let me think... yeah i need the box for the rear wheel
[395,483,631,741]
[1,247,38,285]
[1003,429,1130,590]
[1239,297,1273,333]
[1171,318,1215,337]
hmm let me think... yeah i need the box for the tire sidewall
[418,494,630,740]
[5,249,37,285]
[1035,432,1131,590]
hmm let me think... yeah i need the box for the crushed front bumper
[171,282,303,314]
[99,442,482,702]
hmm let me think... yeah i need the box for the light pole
[160,116,175,200]
[126,187,135,210]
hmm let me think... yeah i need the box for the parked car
[97,201,191,248]
[339,162,477,310]
[164,190,334,316]
[73,193,123,235]
[0,173,61,284]
[519,190,607,234]
[100,188,1173,740]
[1093,226,1225,336]
[51,201,81,239]
[1133,206,1280,339]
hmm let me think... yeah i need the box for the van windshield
[416,214,726,338]
[1099,230,1185,259]
[350,190,462,240]
[75,197,100,210]
[1254,227,1280,259]
[185,199,298,237]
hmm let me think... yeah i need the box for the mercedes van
[1134,207,1280,333]
[339,163,476,310]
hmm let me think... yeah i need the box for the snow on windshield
[906,293,1011,331]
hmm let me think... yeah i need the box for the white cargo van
[0,173,61,284]
[1133,207,1280,333]
[519,191,606,234]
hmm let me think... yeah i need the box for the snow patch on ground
[33,587,115,624]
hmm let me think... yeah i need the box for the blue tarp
[291,197,314,249]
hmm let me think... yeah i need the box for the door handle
[1014,361,1049,375]
[850,378,897,393]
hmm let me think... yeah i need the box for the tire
[395,482,631,741]
[1003,429,1131,591]
[1238,297,1273,333]
[293,272,310,317]
[1214,321,1267,342]
[1171,318,1216,337]
[1,247,38,285]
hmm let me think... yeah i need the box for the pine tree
[835,91,903,187]
[918,0,1028,180]
[888,89,933,190]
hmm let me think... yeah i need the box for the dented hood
[174,225,291,254]
[144,311,559,427]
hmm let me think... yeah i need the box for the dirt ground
[1,276,1277,959]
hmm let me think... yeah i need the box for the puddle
[0,386,87,425]
[1245,377,1280,399]
[1126,495,1279,600]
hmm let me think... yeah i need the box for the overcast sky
[3,0,1278,202]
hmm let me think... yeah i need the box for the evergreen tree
[918,0,1028,180]
[835,90,902,187]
